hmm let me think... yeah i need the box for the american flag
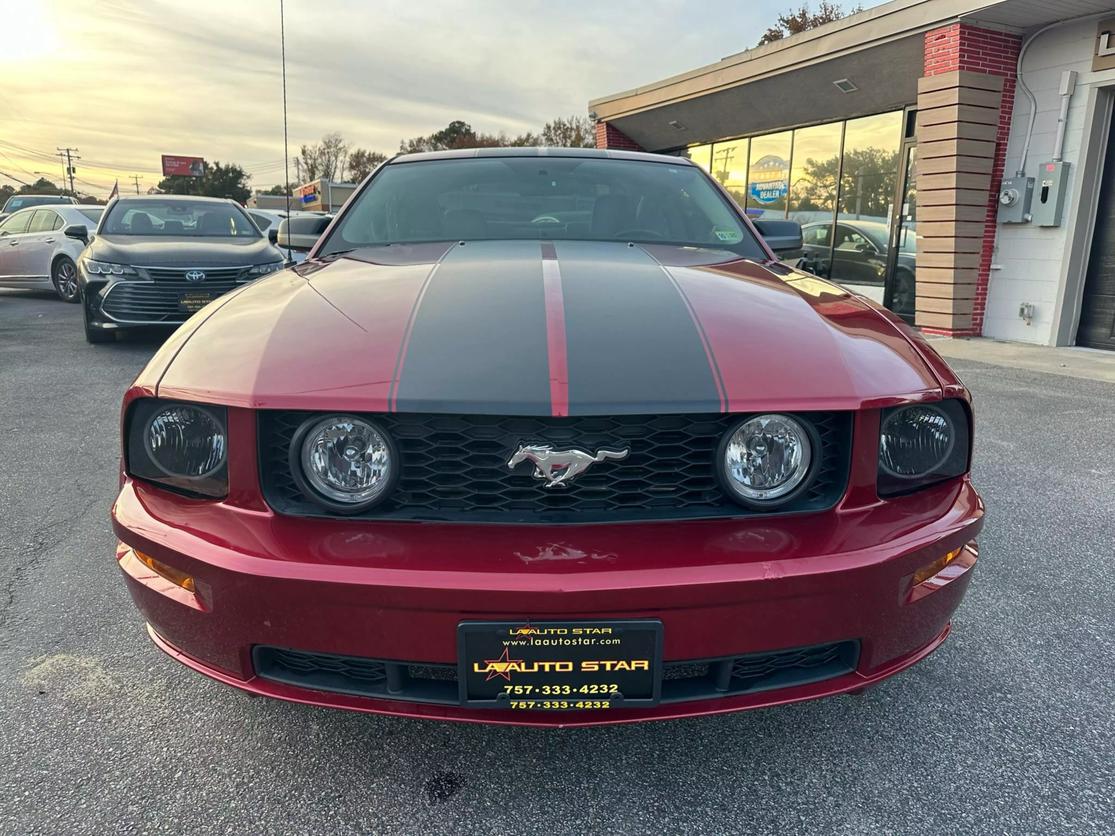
[108,179,119,201]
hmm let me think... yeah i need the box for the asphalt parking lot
[0,289,1112,836]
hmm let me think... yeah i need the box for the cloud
[0,0,827,193]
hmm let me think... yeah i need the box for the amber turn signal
[134,550,196,593]
[912,547,964,586]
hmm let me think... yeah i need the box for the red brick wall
[922,24,1021,337]
[595,121,643,151]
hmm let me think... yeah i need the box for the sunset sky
[0,0,881,198]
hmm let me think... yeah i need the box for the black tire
[83,298,114,344]
[51,256,80,303]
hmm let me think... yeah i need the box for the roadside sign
[161,155,206,178]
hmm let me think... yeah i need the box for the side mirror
[276,216,332,257]
[63,224,89,245]
[267,227,279,244]
[752,219,803,260]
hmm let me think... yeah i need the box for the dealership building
[591,0,1115,351]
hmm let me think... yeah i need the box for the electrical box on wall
[998,176,1034,224]
[1031,161,1070,226]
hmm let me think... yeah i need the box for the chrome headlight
[721,413,814,506]
[126,400,228,498]
[82,258,137,277]
[292,415,396,512]
[878,399,970,496]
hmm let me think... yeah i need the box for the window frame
[0,210,33,235]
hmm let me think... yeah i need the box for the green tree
[157,161,252,204]
[18,177,66,195]
[400,120,537,153]
[541,116,596,148]
[347,148,388,181]
[262,183,294,196]
[758,2,862,45]
[0,184,14,206]
[794,147,899,218]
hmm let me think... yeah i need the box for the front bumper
[112,477,982,726]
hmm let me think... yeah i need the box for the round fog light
[295,415,395,510]
[721,413,813,505]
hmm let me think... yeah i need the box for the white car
[0,204,103,301]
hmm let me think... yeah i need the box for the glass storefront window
[788,123,842,275]
[710,138,748,209]
[683,143,712,172]
[746,130,792,215]
[830,111,903,302]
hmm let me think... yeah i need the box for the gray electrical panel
[1031,161,1070,227]
[998,175,1034,224]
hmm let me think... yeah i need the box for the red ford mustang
[112,148,982,726]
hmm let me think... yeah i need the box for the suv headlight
[126,399,228,498]
[82,258,138,277]
[878,399,970,496]
[290,414,396,513]
[720,413,815,507]
[245,261,284,278]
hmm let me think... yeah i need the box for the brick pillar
[916,24,1021,336]
[595,121,643,151]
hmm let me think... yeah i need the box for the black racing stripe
[556,241,721,415]
[393,240,551,415]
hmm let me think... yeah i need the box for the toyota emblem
[184,270,206,282]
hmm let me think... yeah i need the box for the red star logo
[483,647,524,681]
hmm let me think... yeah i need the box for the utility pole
[130,175,142,194]
[56,147,80,195]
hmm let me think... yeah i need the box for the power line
[0,170,32,187]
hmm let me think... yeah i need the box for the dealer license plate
[178,291,215,313]
[458,620,662,710]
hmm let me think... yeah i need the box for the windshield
[78,208,103,224]
[3,195,65,212]
[101,199,258,237]
[319,156,764,257]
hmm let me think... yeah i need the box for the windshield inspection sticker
[714,228,742,242]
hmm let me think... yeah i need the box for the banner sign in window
[748,155,789,204]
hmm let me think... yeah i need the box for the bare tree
[298,132,350,181]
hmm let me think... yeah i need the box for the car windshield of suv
[101,200,258,237]
[3,195,61,213]
[320,156,764,257]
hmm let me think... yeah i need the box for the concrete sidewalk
[926,336,1115,384]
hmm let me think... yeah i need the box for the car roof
[112,194,236,204]
[390,147,694,166]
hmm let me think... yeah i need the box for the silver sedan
[0,204,104,301]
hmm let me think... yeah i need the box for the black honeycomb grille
[258,411,852,524]
[252,640,860,706]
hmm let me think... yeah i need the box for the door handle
[7,241,17,246]
[44,238,55,243]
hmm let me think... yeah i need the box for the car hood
[153,240,945,414]
[89,234,281,266]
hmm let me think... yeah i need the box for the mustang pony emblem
[507,444,630,488]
